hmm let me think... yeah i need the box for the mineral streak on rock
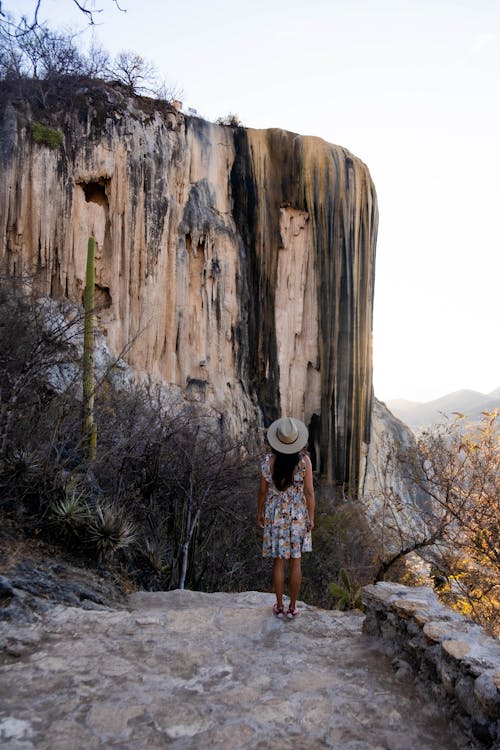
[232,128,378,489]
[0,85,377,492]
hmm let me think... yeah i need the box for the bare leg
[272,558,285,609]
[289,557,302,609]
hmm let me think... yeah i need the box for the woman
[257,416,315,619]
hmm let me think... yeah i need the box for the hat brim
[266,418,309,454]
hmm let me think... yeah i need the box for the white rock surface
[0,590,473,749]
[359,398,430,545]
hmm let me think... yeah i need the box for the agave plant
[50,487,89,537]
[2,448,42,481]
[328,568,364,612]
[138,517,170,572]
[0,448,43,511]
[85,502,137,561]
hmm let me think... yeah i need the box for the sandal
[286,606,299,619]
[273,604,284,618]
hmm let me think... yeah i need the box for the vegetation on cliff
[0,283,378,607]
[0,283,258,592]
[370,412,500,636]
[0,11,181,103]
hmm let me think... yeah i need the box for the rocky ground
[0,530,131,624]
[0,562,479,750]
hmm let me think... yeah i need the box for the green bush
[31,122,63,149]
[300,502,377,608]
[329,568,364,611]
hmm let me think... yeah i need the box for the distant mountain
[385,388,500,430]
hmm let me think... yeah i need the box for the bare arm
[303,454,315,530]
[257,474,267,528]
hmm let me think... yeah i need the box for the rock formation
[231,129,378,490]
[360,398,430,533]
[0,588,472,749]
[0,83,377,492]
[363,582,500,747]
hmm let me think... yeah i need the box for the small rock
[455,675,478,716]
[392,657,414,682]
[442,639,471,660]
[423,621,456,643]
[0,717,33,740]
[0,576,15,601]
[474,672,500,718]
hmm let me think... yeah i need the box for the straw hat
[266,417,308,454]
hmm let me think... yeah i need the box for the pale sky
[12,0,500,402]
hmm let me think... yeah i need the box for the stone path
[0,590,475,749]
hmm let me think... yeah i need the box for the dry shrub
[0,282,261,593]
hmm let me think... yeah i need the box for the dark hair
[272,450,301,490]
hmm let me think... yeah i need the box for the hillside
[386,387,500,429]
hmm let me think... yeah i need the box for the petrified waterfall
[0,84,377,493]
[232,129,377,490]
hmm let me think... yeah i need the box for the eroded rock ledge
[362,582,500,748]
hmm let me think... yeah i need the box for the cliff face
[0,84,377,492]
[359,398,431,544]
[232,129,377,488]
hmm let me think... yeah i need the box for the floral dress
[261,453,312,559]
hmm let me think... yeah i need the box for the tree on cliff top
[106,50,182,100]
[0,5,182,100]
[0,16,108,80]
[0,1,124,34]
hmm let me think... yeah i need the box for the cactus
[83,236,97,460]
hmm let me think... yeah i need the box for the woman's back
[269,450,302,491]
[263,453,306,496]
[256,417,315,617]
